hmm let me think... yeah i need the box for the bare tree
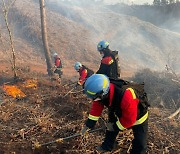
[39,0,54,76]
[1,0,17,79]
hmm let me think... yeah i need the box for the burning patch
[3,85,26,98]
[22,79,38,89]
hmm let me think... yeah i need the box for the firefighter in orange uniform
[96,40,121,79]
[81,74,149,154]
[74,62,94,87]
[53,53,63,78]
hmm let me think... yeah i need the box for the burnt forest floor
[0,71,179,154]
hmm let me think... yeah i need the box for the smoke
[103,0,153,5]
[47,0,103,7]
[44,0,180,73]
[47,0,153,6]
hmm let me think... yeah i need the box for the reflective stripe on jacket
[116,111,148,130]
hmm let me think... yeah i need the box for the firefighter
[74,62,94,87]
[81,74,148,154]
[96,40,121,79]
[53,53,63,78]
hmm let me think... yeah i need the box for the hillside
[45,0,180,72]
[0,0,180,78]
[0,1,180,153]
[0,0,100,79]
[13,0,98,63]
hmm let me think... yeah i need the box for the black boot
[96,146,109,153]
[99,130,119,152]
[96,140,118,153]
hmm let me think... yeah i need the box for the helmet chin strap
[93,91,108,101]
[94,97,101,101]
[96,93,109,106]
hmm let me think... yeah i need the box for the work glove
[53,66,57,70]
[80,126,90,136]
[106,122,115,132]
[74,83,78,89]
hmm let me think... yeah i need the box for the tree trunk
[39,0,53,76]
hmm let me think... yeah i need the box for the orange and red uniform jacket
[54,57,62,68]
[78,67,88,85]
[96,56,114,75]
[85,83,148,130]
[96,54,118,79]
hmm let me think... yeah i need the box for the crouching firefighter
[81,74,149,154]
[74,62,94,87]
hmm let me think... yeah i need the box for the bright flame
[3,85,26,98]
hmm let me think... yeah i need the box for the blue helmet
[84,74,110,100]
[53,52,58,58]
[97,40,109,51]
[74,62,82,71]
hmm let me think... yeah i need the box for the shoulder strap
[82,65,94,77]
[109,83,126,117]
[109,78,128,87]
[110,51,121,78]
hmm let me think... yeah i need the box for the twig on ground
[166,108,180,119]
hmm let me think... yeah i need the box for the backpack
[109,78,150,118]
[111,51,121,78]
[82,65,94,78]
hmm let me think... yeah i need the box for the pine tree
[153,0,161,6]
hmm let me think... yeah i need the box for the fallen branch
[166,108,180,119]
[33,126,106,148]
[70,89,84,94]
[63,81,77,87]
[62,87,75,98]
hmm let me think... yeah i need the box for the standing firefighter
[81,74,149,154]
[53,53,63,78]
[74,62,94,87]
[96,40,121,79]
